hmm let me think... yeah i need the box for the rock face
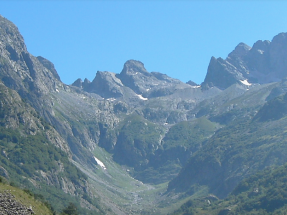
[117,60,190,98]
[87,71,125,98]
[0,192,34,215]
[202,33,287,89]
[72,59,193,100]
[0,16,62,97]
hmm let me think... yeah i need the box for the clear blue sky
[1,1,287,85]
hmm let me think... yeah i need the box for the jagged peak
[0,15,27,52]
[92,70,122,85]
[272,32,287,43]
[71,78,83,88]
[37,56,61,81]
[120,60,150,76]
[252,40,270,51]
[228,42,251,59]
[94,70,116,77]
[83,78,91,84]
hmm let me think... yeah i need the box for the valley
[1,14,287,214]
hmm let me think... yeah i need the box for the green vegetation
[0,178,54,214]
[171,164,287,215]
[254,92,287,122]
[169,92,287,198]
[113,115,220,184]
[0,82,103,214]
[163,117,219,150]
[61,202,78,215]
[113,114,164,167]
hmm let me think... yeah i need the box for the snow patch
[137,94,148,100]
[258,49,264,54]
[56,89,59,92]
[240,80,252,86]
[94,156,106,170]
[191,85,201,89]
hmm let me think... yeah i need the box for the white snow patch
[258,49,264,54]
[191,85,201,89]
[137,94,148,100]
[240,80,252,86]
[94,156,106,170]
[56,89,59,92]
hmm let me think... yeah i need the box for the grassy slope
[0,181,53,215]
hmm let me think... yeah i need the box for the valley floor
[73,146,197,215]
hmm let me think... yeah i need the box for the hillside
[0,179,53,214]
[172,163,287,215]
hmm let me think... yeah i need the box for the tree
[61,202,78,215]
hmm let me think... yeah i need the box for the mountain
[202,33,287,90]
[0,78,103,214]
[3,13,287,214]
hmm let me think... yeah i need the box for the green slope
[169,92,287,198]
[172,163,287,215]
[0,82,103,214]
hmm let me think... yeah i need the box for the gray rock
[202,32,287,90]
[0,192,34,214]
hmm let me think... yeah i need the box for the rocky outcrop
[0,192,34,214]
[186,80,199,87]
[87,71,125,98]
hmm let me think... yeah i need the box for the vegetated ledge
[0,178,53,215]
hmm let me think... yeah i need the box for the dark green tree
[61,203,78,215]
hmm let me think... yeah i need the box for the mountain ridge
[202,32,287,90]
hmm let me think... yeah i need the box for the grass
[0,182,53,215]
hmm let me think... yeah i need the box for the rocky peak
[37,56,61,81]
[0,15,27,53]
[88,71,124,98]
[202,56,244,90]
[71,78,83,88]
[202,32,287,90]
[0,15,64,102]
[271,32,287,44]
[120,60,150,76]
[251,40,270,52]
[116,60,155,95]
[227,42,251,59]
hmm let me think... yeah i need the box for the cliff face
[202,33,287,90]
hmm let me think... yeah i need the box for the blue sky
[1,1,287,85]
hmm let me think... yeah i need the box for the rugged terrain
[1,14,287,214]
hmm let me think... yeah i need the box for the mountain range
[1,14,287,214]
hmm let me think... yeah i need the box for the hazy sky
[1,1,287,85]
